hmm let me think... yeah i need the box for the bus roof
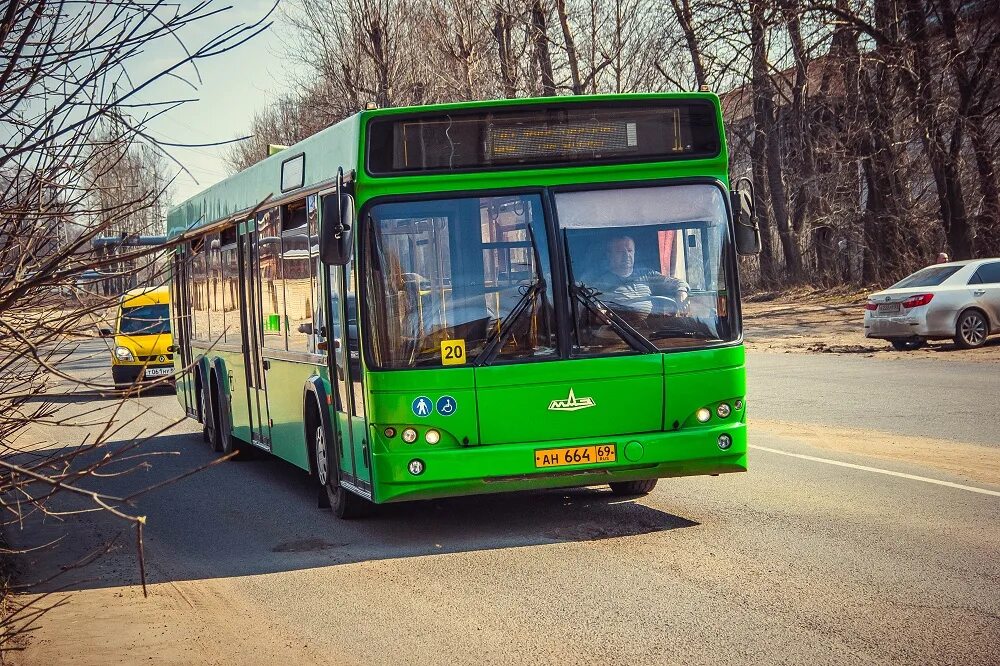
[166,92,723,240]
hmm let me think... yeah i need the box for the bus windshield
[119,304,171,335]
[558,184,736,354]
[364,193,556,369]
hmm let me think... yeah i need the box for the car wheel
[890,338,924,351]
[608,479,658,496]
[954,310,988,349]
[315,425,370,519]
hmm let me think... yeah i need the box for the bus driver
[588,235,689,320]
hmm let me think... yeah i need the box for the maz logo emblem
[548,388,596,412]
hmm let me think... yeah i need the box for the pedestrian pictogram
[412,396,432,417]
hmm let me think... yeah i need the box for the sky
[134,1,297,206]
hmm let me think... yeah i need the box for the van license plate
[145,368,172,378]
[534,444,616,468]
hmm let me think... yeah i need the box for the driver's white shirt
[592,268,686,317]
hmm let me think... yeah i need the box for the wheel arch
[303,377,335,478]
[955,306,992,345]
[957,306,991,329]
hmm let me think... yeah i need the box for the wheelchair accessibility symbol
[436,395,457,416]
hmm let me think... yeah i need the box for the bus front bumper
[372,422,746,503]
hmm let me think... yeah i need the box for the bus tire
[608,479,658,496]
[314,424,370,519]
[199,376,214,447]
[209,377,235,455]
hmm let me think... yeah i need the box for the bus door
[328,261,372,494]
[238,216,272,451]
[171,251,196,418]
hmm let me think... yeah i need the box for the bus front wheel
[315,425,370,519]
[608,479,658,496]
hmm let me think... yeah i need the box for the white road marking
[749,444,1000,498]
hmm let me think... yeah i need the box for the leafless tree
[0,0,275,654]
[240,0,997,288]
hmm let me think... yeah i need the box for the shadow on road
[22,385,177,404]
[17,429,699,593]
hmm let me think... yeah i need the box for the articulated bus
[166,93,761,518]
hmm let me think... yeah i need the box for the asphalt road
[11,341,1000,665]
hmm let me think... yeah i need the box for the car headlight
[114,346,134,361]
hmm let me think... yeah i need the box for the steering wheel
[648,296,681,316]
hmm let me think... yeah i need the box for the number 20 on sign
[441,339,466,366]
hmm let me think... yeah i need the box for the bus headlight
[114,346,134,361]
[718,434,732,450]
[425,429,441,445]
[401,428,418,444]
[716,403,731,418]
[696,407,711,423]
[408,459,425,475]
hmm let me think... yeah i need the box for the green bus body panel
[189,346,323,472]
[167,93,748,504]
[263,358,321,470]
[474,356,665,444]
[364,345,746,503]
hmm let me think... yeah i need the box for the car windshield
[363,193,555,369]
[891,265,961,289]
[557,184,736,354]
[119,304,170,335]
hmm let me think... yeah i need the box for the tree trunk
[749,0,802,280]
[530,0,555,96]
[492,6,519,99]
[668,0,707,88]
[554,0,582,94]
[968,113,1000,256]
[902,0,973,259]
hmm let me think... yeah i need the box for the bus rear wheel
[608,479,658,496]
[315,425,370,519]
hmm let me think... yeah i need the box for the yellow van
[104,287,174,388]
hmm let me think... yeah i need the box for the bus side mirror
[320,192,354,265]
[732,188,761,256]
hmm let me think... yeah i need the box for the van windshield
[119,304,171,335]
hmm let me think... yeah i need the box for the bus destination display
[366,101,720,175]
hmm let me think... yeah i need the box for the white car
[864,259,1000,350]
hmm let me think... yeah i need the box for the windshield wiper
[568,282,658,353]
[477,220,548,366]
[561,230,656,354]
[475,279,545,365]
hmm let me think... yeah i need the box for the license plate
[534,444,616,468]
[877,303,900,313]
[145,367,172,378]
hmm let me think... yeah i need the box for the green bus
[166,93,761,518]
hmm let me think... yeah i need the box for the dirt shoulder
[742,287,1000,362]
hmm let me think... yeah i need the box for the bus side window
[189,239,209,342]
[220,226,240,346]
[208,233,224,343]
[346,261,364,418]
[308,195,322,354]
[329,264,346,411]
[258,208,287,351]
[282,200,314,353]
